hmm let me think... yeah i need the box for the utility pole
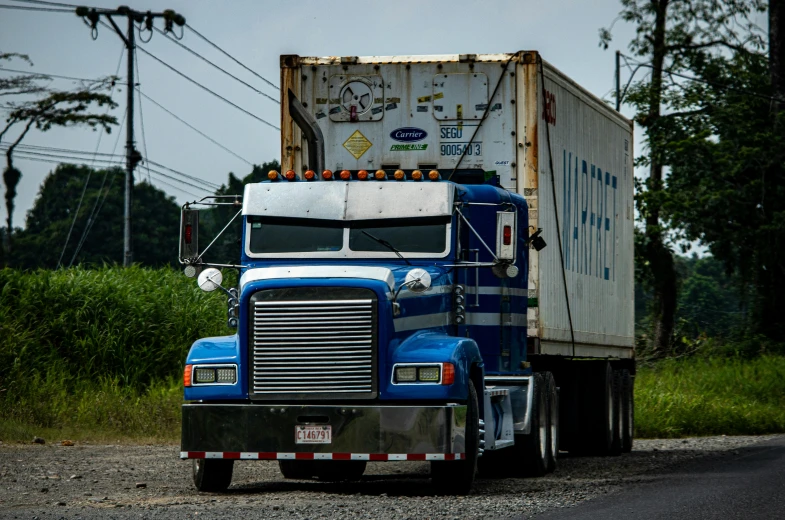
[76,5,185,266]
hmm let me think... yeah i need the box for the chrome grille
[250,290,376,398]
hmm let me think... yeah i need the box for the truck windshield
[247,216,450,256]
[348,218,448,253]
[248,218,343,253]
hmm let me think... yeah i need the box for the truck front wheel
[192,458,233,492]
[431,379,479,495]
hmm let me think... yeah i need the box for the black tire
[279,460,317,479]
[620,369,634,453]
[515,372,548,477]
[544,372,559,472]
[610,369,623,456]
[572,361,614,455]
[192,458,233,492]
[431,379,479,495]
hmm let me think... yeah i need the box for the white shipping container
[281,51,634,359]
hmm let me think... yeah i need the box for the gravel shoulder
[0,434,780,520]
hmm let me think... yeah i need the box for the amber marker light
[411,170,423,181]
[268,170,280,180]
[394,169,406,181]
[183,364,193,387]
[357,170,369,180]
[339,170,352,180]
[429,170,441,181]
[375,169,387,180]
[284,170,297,181]
[441,363,455,385]
[322,170,334,180]
[304,169,316,181]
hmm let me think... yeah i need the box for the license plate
[295,425,332,444]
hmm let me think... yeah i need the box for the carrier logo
[390,127,427,142]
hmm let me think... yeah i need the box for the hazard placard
[343,130,372,160]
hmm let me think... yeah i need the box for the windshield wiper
[361,231,412,265]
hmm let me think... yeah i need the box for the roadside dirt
[0,435,779,520]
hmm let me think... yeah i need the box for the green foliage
[6,164,181,268]
[0,266,230,393]
[660,51,785,342]
[635,355,785,438]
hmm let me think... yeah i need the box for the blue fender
[382,331,483,401]
[184,335,247,401]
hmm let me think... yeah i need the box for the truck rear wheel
[192,458,233,492]
[431,379,479,495]
[572,361,615,455]
[515,372,548,477]
[620,369,634,453]
[610,369,623,455]
[544,372,559,472]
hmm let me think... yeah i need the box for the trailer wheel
[278,460,316,479]
[431,379,479,495]
[515,372,548,477]
[572,361,614,455]
[192,458,233,492]
[610,369,623,456]
[544,372,559,473]
[620,369,634,453]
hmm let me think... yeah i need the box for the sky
[0,0,639,231]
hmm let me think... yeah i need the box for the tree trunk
[644,0,678,356]
[771,0,785,108]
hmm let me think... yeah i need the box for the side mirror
[180,208,199,263]
[495,211,516,261]
[197,267,223,292]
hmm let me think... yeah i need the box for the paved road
[532,435,785,520]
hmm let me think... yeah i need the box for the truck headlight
[394,366,417,382]
[190,364,237,385]
[392,363,454,385]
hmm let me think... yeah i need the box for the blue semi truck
[178,52,635,494]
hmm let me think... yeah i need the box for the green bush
[635,355,785,438]
[0,266,231,440]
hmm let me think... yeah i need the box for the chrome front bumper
[181,403,467,455]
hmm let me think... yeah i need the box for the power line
[6,141,223,190]
[133,42,279,130]
[185,23,279,92]
[1,143,222,191]
[135,88,253,166]
[0,67,120,84]
[1,64,255,166]
[0,3,72,12]
[4,147,214,193]
[134,47,152,184]
[153,25,279,105]
[9,0,79,6]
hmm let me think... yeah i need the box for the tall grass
[2,267,784,442]
[635,355,785,438]
[0,267,230,440]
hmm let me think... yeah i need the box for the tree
[0,52,118,247]
[659,48,785,342]
[198,160,280,266]
[8,164,180,268]
[601,0,766,355]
